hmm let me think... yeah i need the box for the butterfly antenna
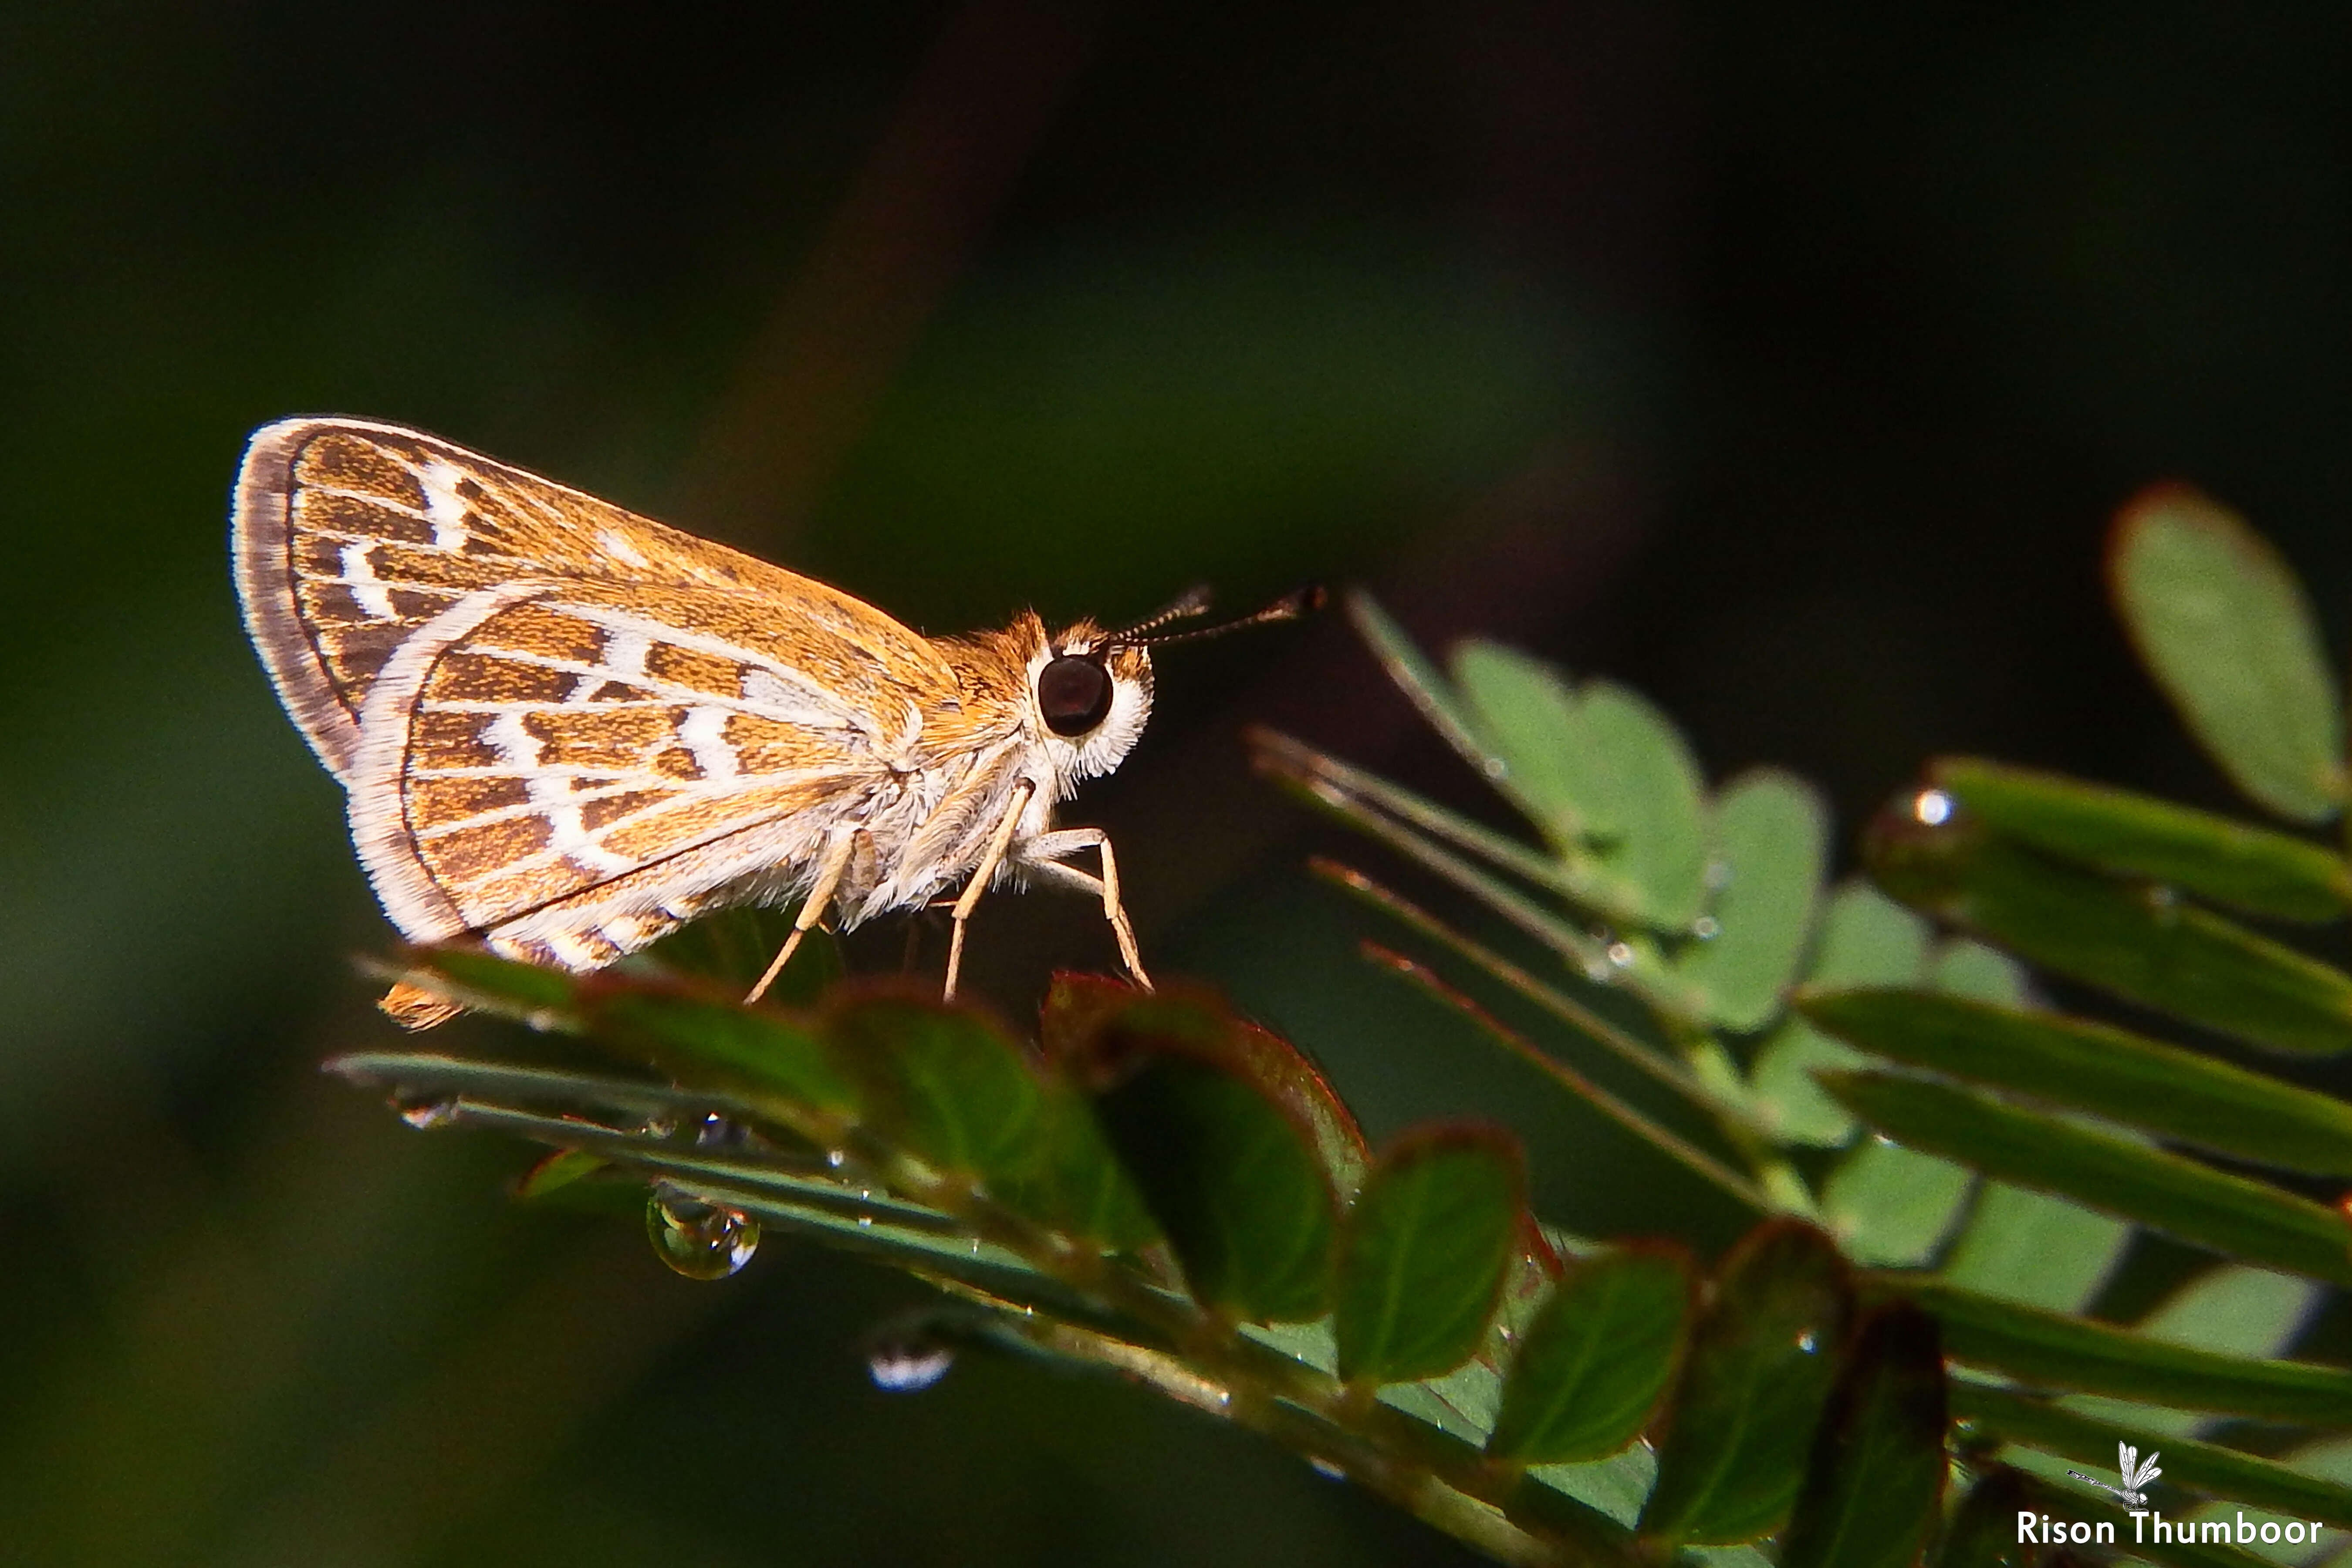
[1114,584,1217,641]
[1124,585,1325,649]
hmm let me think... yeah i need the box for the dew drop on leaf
[695,1113,746,1149]
[1911,788,1954,826]
[867,1334,955,1392]
[395,1096,460,1130]
[645,1187,759,1280]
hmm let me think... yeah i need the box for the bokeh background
[3,3,2348,1563]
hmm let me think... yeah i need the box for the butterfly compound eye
[1037,655,1114,737]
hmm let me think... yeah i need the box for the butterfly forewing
[234,418,949,776]
[234,418,1023,973]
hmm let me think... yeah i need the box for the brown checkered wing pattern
[232,417,945,780]
[232,418,983,970]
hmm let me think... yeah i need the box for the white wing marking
[677,705,741,781]
[418,456,474,551]
[476,709,636,877]
[338,539,400,618]
[597,527,651,568]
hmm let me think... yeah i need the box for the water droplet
[695,1113,745,1149]
[868,1335,955,1392]
[645,1188,759,1280]
[1482,757,1509,781]
[1912,789,1954,827]
[1582,960,1615,983]
[1690,916,1721,940]
[1795,1330,1818,1353]
[637,1115,678,1141]
[1605,941,1634,967]
[825,1149,848,1169]
[395,1097,460,1130]
[1705,857,1734,891]
[1872,1132,1896,1147]
[856,1216,874,1229]
[1310,1457,1345,1480]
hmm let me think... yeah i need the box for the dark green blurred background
[3,4,2346,1563]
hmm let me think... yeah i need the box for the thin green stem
[1315,859,1764,1136]
[1363,943,1771,1215]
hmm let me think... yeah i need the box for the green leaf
[1801,990,2352,1179]
[1750,883,1931,1146]
[826,994,1043,1187]
[1487,1245,1693,1464]
[323,1051,766,1128]
[1052,985,1371,1198]
[999,1080,1162,1250]
[2136,1265,2322,1359]
[1882,1277,2352,1423]
[1575,679,1710,930]
[1933,758,2352,922]
[2059,1264,2325,1445]
[1452,639,1613,846]
[1821,1071,2352,1287]
[514,1147,608,1200]
[1679,769,1830,1031]
[1642,1221,1854,1545]
[396,948,583,1027]
[2109,483,2345,823]
[592,991,859,1117]
[1346,591,1513,784]
[1501,1468,1647,1555]
[1249,727,1592,911]
[1928,939,2028,1005]
[1869,809,2352,1056]
[1823,1137,1975,1267]
[1950,1380,2352,1530]
[1083,1034,1339,1324]
[1932,1468,2038,1568]
[1520,1438,1657,1528]
[1937,1183,2129,1315]
[1334,1126,1525,1386]
[1779,1305,1948,1568]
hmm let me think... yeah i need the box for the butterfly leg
[943,781,1037,1002]
[746,826,861,1005]
[1016,828,1153,991]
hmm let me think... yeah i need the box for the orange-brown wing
[347,577,964,970]
[231,416,952,780]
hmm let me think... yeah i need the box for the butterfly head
[1016,585,1324,787]
[1024,618,1156,785]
